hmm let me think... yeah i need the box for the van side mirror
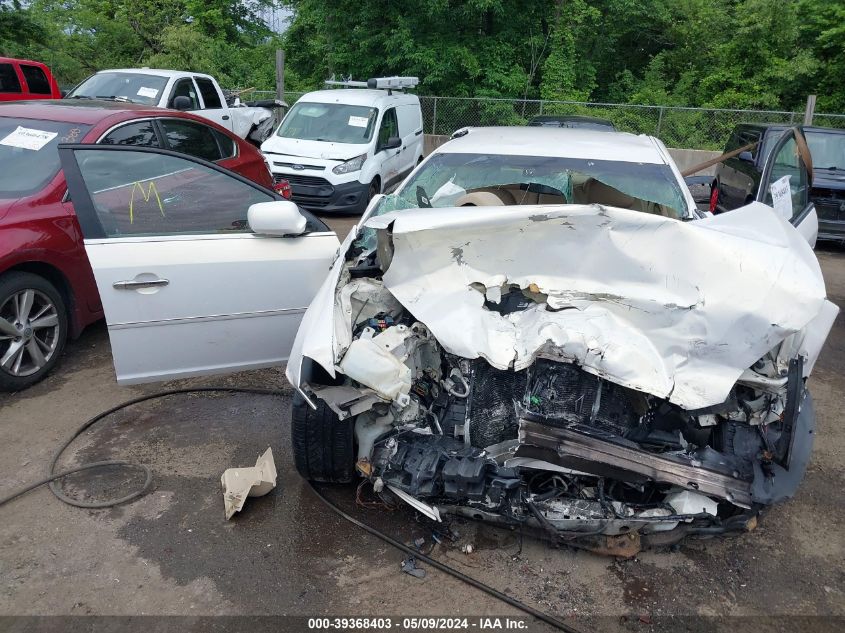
[738,150,754,162]
[172,95,192,111]
[381,136,401,152]
[247,200,307,236]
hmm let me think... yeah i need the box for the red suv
[0,57,62,101]
[0,100,281,390]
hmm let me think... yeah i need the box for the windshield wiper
[68,95,93,99]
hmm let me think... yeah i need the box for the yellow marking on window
[129,181,165,224]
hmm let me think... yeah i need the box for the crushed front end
[288,203,837,556]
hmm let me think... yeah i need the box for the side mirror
[248,200,307,236]
[172,95,192,111]
[738,150,754,162]
[381,136,401,151]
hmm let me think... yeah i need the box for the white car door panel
[756,127,818,247]
[59,144,338,384]
[86,233,337,383]
[193,76,233,132]
[376,107,403,189]
[397,104,423,174]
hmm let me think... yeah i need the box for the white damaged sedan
[286,126,838,556]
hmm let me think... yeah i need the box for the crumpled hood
[288,202,837,410]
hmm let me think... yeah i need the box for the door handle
[222,115,230,120]
[113,278,170,290]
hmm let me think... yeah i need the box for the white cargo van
[260,77,424,214]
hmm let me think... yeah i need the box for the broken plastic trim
[221,447,278,519]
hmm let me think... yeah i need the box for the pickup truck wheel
[0,272,68,392]
[291,392,355,483]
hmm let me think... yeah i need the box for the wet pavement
[0,221,843,632]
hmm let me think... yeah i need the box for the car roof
[0,99,169,124]
[735,122,845,135]
[531,115,614,125]
[438,127,667,164]
[298,88,419,108]
[0,56,49,67]
[94,68,211,79]
[0,100,243,139]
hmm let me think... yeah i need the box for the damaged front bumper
[287,202,836,555]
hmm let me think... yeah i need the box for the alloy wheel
[0,289,61,377]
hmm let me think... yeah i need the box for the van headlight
[333,153,367,175]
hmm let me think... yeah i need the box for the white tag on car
[348,115,369,128]
[770,174,793,220]
[0,126,58,151]
[137,87,159,98]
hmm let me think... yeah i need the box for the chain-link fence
[236,89,845,151]
[420,96,845,150]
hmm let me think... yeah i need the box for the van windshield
[0,117,92,198]
[276,102,378,144]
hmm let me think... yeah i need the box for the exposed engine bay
[289,202,838,555]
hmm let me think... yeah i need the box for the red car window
[0,117,91,197]
[0,64,21,94]
[100,121,160,147]
[20,65,51,95]
[160,119,222,162]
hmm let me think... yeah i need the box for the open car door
[756,127,818,247]
[59,144,338,384]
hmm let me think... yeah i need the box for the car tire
[291,391,355,483]
[0,272,68,392]
[367,177,381,203]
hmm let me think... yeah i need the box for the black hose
[0,386,584,632]
[308,481,581,633]
[0,387,281,509]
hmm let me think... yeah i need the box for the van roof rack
[324,76,419,95]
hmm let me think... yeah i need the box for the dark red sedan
[0,100,285,390]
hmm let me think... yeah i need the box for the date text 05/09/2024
[307,617,529,630]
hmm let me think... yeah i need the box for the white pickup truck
[66,68,285,144]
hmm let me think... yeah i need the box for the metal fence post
[539,100,544,116]
[432,97,438,135]
[656,106,665,136]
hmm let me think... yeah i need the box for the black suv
[713,123,845,242]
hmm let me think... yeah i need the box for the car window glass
[763,135,809,218]
[160,119,221,161]
[740,131,761,159]
[724,130,743,153]
[168,78,200,109]
[805,131,845,171]
[194,77,222,109]
[276,102,378,144]
[378,108,398,147]
[0,117,91,196]
[20,65,51,94]
[0,64,21,93]
[211,128,236,158]
[67,72,168,105]
[74,148,273,237]
[100,121,160,147]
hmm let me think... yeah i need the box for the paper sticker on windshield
[770,175,792,220]
[348,115,369,128]
[137,87,159,99]
[0,126,58,151]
